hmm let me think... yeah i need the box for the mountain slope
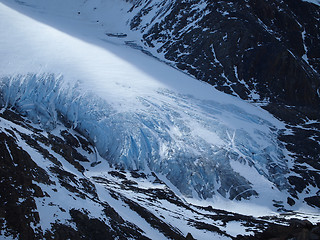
[1,106,319,239]
[127,0,320,105]
[0,1,293,202]
[0,0,320,239]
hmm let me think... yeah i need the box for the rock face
[239,219,320,240]
[128,0,320,106]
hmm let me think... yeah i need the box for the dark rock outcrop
[129,0,320,107]
[239,219,320,240]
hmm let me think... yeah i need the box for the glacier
[0,71,289,200]
[0,1,290,200]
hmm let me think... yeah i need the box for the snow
[0,1,291,200]
[224,221,253,237]
[89,170,233,239]
[302,0,320,7]
[93,182,168,240]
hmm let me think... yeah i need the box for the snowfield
[0,0,318,221]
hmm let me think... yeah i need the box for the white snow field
[0,0,315,216]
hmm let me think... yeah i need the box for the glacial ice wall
[0,73,289,200]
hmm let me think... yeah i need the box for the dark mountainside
[1,0,320,239]
[129,0,320,106]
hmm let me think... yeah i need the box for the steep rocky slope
[128,0,320,106]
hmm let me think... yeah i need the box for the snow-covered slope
[0,0,320,239]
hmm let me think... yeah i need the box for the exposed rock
[239,219,320,240]
[130,0,320,106]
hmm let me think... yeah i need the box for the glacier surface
[0,1,290,200]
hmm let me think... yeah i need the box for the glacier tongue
[0,73,289,199]
[0,1,290,200]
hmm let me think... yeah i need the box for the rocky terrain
[1,108,319,239]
